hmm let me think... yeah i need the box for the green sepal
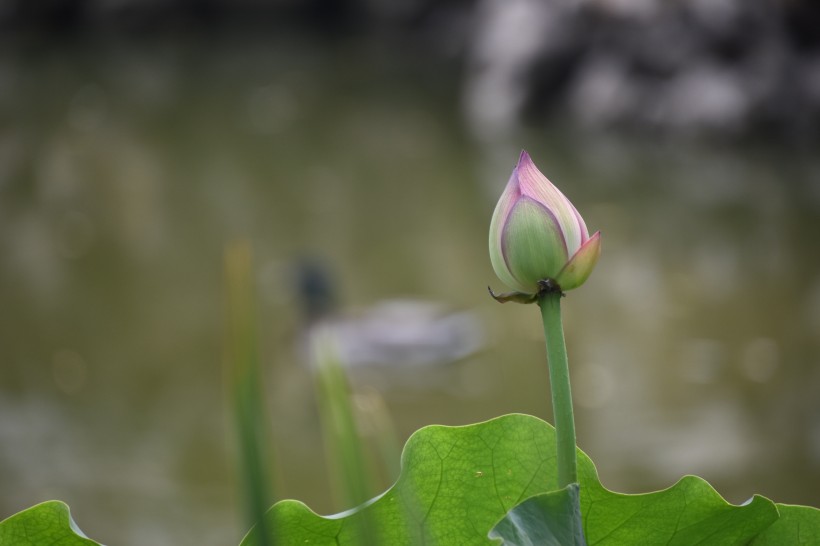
[488,286,538,304]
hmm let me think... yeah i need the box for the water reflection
[0,31,818,546]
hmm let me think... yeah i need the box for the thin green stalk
[537,290,578,488]
[225,241,274,546]
[312,331,377,545]
[312,333,373,510]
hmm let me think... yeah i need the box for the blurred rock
[2,0,819,140]
[463,0,584,140]
[463,0,820,140]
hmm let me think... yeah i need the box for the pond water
[1,31,819,545]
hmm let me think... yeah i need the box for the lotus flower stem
[538,288,577,488]
[488,151,594,489]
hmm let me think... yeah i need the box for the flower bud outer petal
[555,231,601,291]
[503,197,569,291]
[489,178,527,293]
[516,151,589,256]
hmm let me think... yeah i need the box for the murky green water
[2,31,819,545]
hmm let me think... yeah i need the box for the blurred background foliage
[1,1,819,545]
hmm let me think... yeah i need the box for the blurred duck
[292,259,485,387]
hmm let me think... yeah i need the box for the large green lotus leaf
[491,450,782,546]
[751,503,820,545]
[578,472,779,545]
[489,484,586,546]
[0,500,101,546]
[243,413,561,545]
[501,482,820,546]
[245,413,820,546]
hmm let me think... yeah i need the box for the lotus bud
[489,151,601,302]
